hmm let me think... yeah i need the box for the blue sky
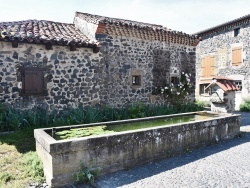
[0,0,249,34]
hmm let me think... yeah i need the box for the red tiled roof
[0,20,98,47]
[75,12,199,46]
[75,12,163,29]
[194,14,250,37]
[216,78,239,91]
[203,77,240,91]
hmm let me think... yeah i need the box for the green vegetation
[55,113,216,140]
[0,102,204,132]
[152,72,194,105]
[240,98,250,111]
[55,125,115,140]
[0,128,44,188]
[74,162,102,186]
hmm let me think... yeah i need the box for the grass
[0,128,44,188]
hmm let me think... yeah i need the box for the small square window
[170,76,179,85]
[234,80,242,90]
[20,67,47,96]
[234,28,240,37]
[200,84,211,95]
[132,75,141,86]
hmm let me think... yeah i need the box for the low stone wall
[34,112,240,187]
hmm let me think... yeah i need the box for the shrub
[152,72,194,105]
[74,162,102,186]
[240,98,250,111]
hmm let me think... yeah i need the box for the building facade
[0,20,101,111]
[195,14,250,110]
[0,12,199,111]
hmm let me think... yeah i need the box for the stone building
[0,12,199,111]
[195,14,250,110]
[0,20,102,111]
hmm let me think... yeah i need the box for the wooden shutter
[201,56,216,77]
[232,47,242,66]
[209,56,216,77]
[201,58,206,77]
[22,68,44,95]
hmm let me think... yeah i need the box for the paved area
[95,112,250,188]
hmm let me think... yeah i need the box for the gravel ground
[95,112,250,188]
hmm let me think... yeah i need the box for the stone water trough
[34,111,240,187]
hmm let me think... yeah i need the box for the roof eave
[193,14,250,36]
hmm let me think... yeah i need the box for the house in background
[0,12,199,111]
[195,14,250,110]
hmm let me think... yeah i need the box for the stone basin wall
[34,112,240,187]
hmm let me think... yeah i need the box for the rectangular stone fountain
[34,111,240,187]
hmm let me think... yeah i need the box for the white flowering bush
[152,72,194,103]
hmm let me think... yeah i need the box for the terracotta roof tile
[216,79,239,91]
[75,12,162,28]
[205,77,240,91]
[75,12,199,46]
[0,20,98,47]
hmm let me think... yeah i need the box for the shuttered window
[201,56,216,77]
[21,67,47,95]
[232,47,242,66]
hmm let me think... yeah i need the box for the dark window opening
[20,67,47,96]
[200,84,210,95]
[170,76,179,85]
[234,80,242,90]
[132,75,141,86]
[234,28,240,37]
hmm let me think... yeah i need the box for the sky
[0,0,249,34]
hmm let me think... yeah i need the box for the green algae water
[106,114,214,132]
[54,113,217,140]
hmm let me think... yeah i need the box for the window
[170,76,179,85]
[200,84,210,95]
[132,75,141,86]
[232,47,242,66]
[201,56,216,77]
[20,67,47,95]
[234,28,240,37]
[234,80,242,90]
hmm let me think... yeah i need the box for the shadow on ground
[95,127,250,188]
[0,127,36,153]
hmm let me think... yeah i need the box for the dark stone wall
[97,34,196,106]
[0,42,101,111]
[0,34,196,110]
